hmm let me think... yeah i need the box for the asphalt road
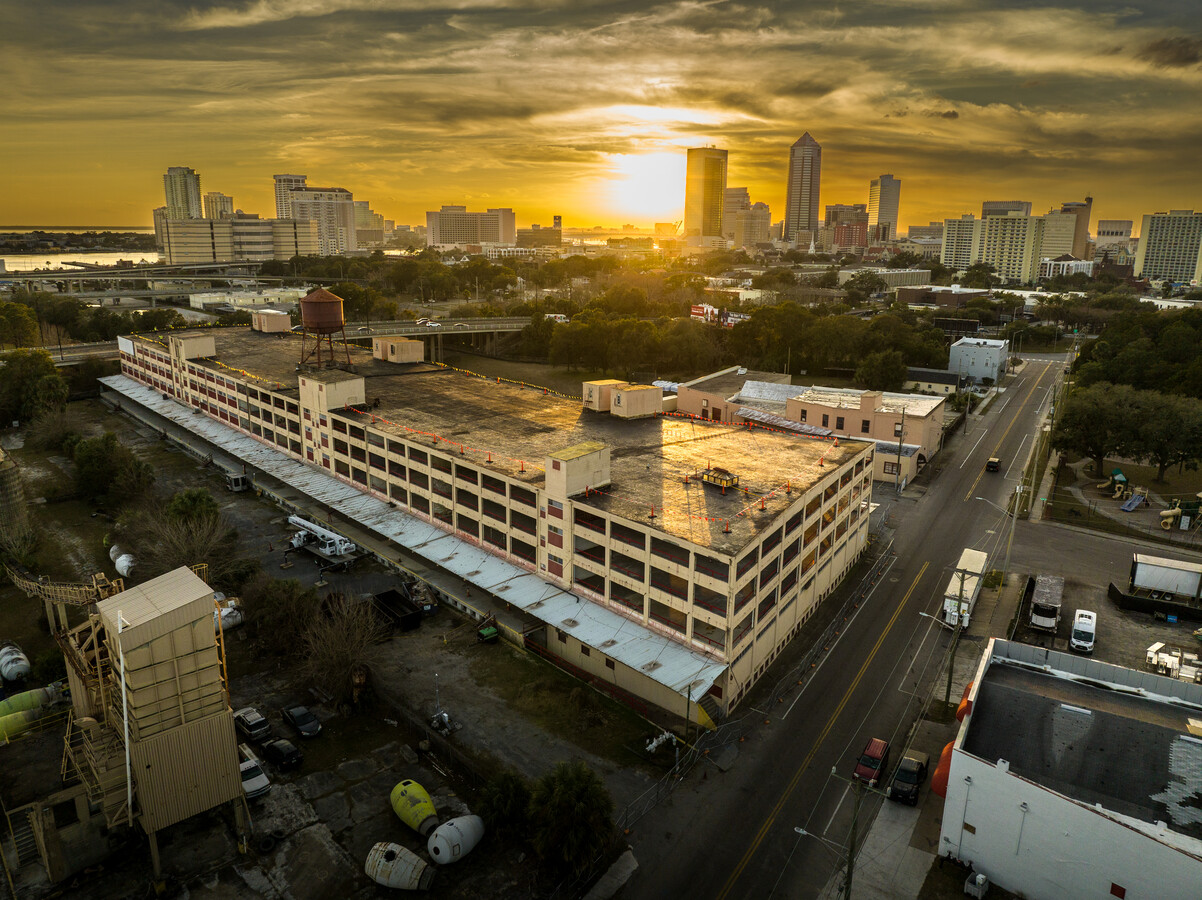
[621,359,1063,900]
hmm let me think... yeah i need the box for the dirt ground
[2,398,662,898]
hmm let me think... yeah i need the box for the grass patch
[466,643,655,766]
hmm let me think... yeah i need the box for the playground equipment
[1160,493,1202,531]
[1121,486,1149,512]
[1097,468,1129,500]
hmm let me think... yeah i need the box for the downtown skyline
[2,0,1200,230]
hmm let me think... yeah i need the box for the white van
[1070,610,1096,654]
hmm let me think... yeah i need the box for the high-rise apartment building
[982,200,1031,218]
[867,175,901,241]
[1135,210,1202,283]
[354,200,385,245]
[684,148,728,246]
[203,192,234,220]
[425,206,517,247]
[1095,220,1133,251]
[732,203,772,248]
[163,167,202,220]
[942,211,1072,283]
[942,216,979,271]
[152,207,169,250]
[288,187,357,255]
[1058,197,1093,258]
[1038,211,1079,260]
[163,217,319,264]
[722,187,751,243]
[784,133,822,244]
[273,174,307,219]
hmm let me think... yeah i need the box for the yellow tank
[390,780,439,836]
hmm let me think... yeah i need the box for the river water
[0,251,163,273]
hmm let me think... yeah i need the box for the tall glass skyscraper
[783,133,821,243]
[684,147,728,246]
[867,174,901,241]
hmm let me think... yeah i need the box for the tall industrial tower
[867,174,901,240]
[783,133,822,244]
[162,167,202,220]
[683,147,728,246]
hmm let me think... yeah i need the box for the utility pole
[842,779,864,899]
[1001,483,1023,594]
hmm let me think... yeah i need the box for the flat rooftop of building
[793,387,944,417]
[130,329,868,555]
[682,367,791,399]
[963,657,1202,843]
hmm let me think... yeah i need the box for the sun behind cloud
[603,152,687,224]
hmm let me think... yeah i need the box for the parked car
[262,738,303,771]
[886,751,930,805]
[985,457,1001,472]
[239,746,272,800]
[1070,609,1097,654]
[233,706,272,743]
[853,738,890,787]
[282,705,322,737]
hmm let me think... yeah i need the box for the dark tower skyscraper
[783,133,821,244]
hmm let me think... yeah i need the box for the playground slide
[1121,494,1146,512]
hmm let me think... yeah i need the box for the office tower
[354,200,385,245]
[784,133,822,243]
[982,200,1032,218]
[1039,211,1079,260]
[163,166,202,220]
[273,174,307,219]
[824,204,869,254]
[1059,197,1093,258]
[867,175,900,240]
[732,202,772,248]
[1135,210,1202,283]
[203,192,234,220]
[908,222,944,241]
[723,187,751,242]
[425,206,517,247]
[288,187,357,255]
[152,207,169,250]
[683,148,728,246]
[1095,220,1133,250]
[553,215,562,230]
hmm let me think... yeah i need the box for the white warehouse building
[938,639,1202,900]
[948,337,1009,384]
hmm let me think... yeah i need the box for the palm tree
[528,760,615,874]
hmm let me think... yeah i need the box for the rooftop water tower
[298,287,352,367]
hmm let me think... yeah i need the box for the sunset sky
[2,0,1200,232]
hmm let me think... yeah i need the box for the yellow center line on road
[714,561,931,900]
[962,362,1053,503]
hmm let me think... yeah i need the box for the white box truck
[1029,574,1064,632]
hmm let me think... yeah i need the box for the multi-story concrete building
[203,192,234,220]
[273,174,307,219]
[981,200,1031,218]
[837,267,931,290]
[723,187,750,244]
[151,206,168,250]
[941,215,979,271]
[942,212,1074,283]
[867,174,900,241]
[784,133,822,245]
[516,224,562,247]
[1095,219,1133,251]
[907,222,943,241]
[1037,210,1078,261]
[1059,196,1093,258]
[289,187,357,255]
[163,216,318,264]
[949,337,1009,384]
[938,639,1202,900]
[1039,255,1097,278]
[732,203,772,248]
[425,206,517,248]
[111,327,875,721]
[162,166,202,220]
[354,200,385,246]
[684,148,728,247]
[1135,210,1202,284]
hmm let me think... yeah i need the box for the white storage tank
[364,842,434,890]
[427,815,485,865]
[0,642,31,681]
[108,544,136,578]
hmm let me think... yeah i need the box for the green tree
[960,263,999,289]
[478,771,532,832]
[242,576,323,654]
[528,760,614,874]
[0,349,69,424]
[1051,383,1141,476]
[0,302,39,349]
[166,488,221,524]
[854,350,908,391]
[1132,392,1202,483]
[72,433,155,505]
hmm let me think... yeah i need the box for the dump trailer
[374,589,423,632]
[1028,574,1064,632]
[941,549,989,628]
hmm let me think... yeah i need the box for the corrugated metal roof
[97,567,215,651]
[737,407,833,437]
[736,380,805,405]
[652,380,680,393]
[101,376,727,702]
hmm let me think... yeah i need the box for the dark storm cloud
[1138,36,1202,68]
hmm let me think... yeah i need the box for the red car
[853,738,891,787]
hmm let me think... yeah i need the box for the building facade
[1096,219,1133,250]
[1135,210,1202,284]
[684,148,729,247]
[981,200,1031,218]
[784,133,822,244]
[113,332,874,720]
[1059,197,1093,259]
[425,206,517,247]
[163,217,318,264]
[203,192,234,220]
[867,174,900,241]
[273,174,307,218]
[289,187,357,255]
[949,337,1009,383]
[162,166,202,220]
